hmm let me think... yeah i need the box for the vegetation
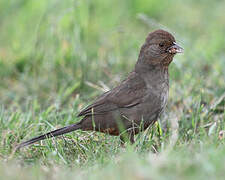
[0,0,224,179]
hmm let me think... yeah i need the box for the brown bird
[16,29,183,149]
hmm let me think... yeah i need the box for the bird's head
[138,29,183,66]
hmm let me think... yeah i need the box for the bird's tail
[16,123,82,150]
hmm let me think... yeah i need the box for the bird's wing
[78,71,147,117]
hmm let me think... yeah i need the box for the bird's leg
[129,132,135,144]
[120,131,134,146]
[120,136,125,147]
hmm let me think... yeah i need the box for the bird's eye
[159,42,164,47]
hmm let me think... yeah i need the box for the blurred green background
[0,0,225,179]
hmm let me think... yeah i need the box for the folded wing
[78,71,147,117]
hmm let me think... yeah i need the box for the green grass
[0,0,225,179]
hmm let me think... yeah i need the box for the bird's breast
[160,84,169,112]
[143,76,169,116]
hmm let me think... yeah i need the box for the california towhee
[17,29,183,149]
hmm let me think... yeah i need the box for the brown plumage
[16,29,183,149]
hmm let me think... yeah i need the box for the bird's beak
[167,42,184,54]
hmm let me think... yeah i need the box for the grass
[0,0,225,179]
